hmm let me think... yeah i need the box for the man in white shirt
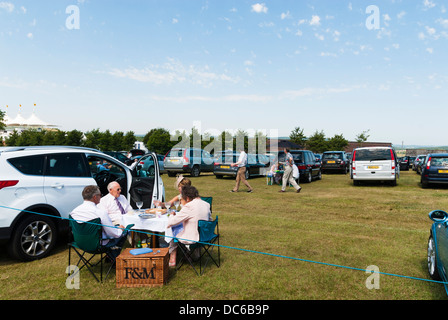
[70,185,129,258]
[98,181,131,226]
[230,148,253,193]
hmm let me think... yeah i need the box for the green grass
[0,171,447,299]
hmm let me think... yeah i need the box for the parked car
[420,153,448,188]
[413,155,426,172]
[321,151,350,174]
[164,147,214,177]
[427,209,448,292]
[408,156,416,170]
[0,146,164,261]
[103,151,129,164]
[277,150,321,183]
[351,147,399,186]
[398,156,412,171]
[135,153,166,175]
[213,152,269,179]
[415,155,427,175]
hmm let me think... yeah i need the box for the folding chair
[176,215,220,276]
[200,196,213,212]
[67,215,132,283]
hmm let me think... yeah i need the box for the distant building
[405,149,448,156]
[266,138,392,154]
[1,106,58,143]
[344,141,393,154]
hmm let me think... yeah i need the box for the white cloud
[426,26,436,35]
[172,18,178,24]
[0,2,14,12]
[426,47,434,54]
[108,59,240,87]
[281,11,291,20]
[27,33,33,39]
[423,0,436,9]
[315,33,324,41]
[251,3,268,14]
[437,18,448,28]
[310,15,321,26]
[149,94,272,103]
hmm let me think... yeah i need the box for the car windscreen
[167,149,183,157]
[429,157,448,167]
[322,153,342,160]
[354,149,392,161]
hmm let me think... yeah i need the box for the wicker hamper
[116,248,169,288]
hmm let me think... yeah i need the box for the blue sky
[1,0,447,146]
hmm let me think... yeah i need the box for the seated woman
[154,174,191,209]
[167,185,212,267]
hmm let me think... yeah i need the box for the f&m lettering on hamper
[116,248,169,288]
[124,266,155,280]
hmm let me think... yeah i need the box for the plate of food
[145,208,167,214]
[139,213,156,219]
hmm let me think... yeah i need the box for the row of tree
[1,106,370,155]
[4,128,137,152]
[289,127,370,153]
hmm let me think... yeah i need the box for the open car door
[131,152,165,209]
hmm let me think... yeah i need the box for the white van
[351,147,399,186]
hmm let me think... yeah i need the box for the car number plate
[327,161,336,164]
[438,170,448,174]
[220,165,230,169]
[367,165,379,169]
[170,159,179,163]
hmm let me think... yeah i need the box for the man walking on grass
[279,148,302,193]
[230,147,254,193]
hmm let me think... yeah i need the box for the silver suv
[164,147,214,177]
[0,146,164,261]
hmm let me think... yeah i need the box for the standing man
[98,181,132,226]
[279,148,302,193]
[230,148,254,193]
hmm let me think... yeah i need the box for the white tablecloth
[121,211,174,243]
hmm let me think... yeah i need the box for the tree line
[289,127,370,153]
[4,128,137,152]
[1,107,370,155]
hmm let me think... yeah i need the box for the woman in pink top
[167,185,212,267]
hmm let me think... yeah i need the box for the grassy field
[1,170,447,300]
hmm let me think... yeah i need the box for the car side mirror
[429,210,448,222]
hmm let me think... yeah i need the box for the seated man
[70,185,129,259]
[98,181,131,226]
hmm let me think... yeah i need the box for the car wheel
[215,174,223,179]
[148,166,155,176]
[8,215,57,261]
[191,165,200,177]
[304,171,312,183]
[245,170,250,180]
[421,177,429,188]
[167,171,176,177]
[317,170,322,180]
[428,233,441,280]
